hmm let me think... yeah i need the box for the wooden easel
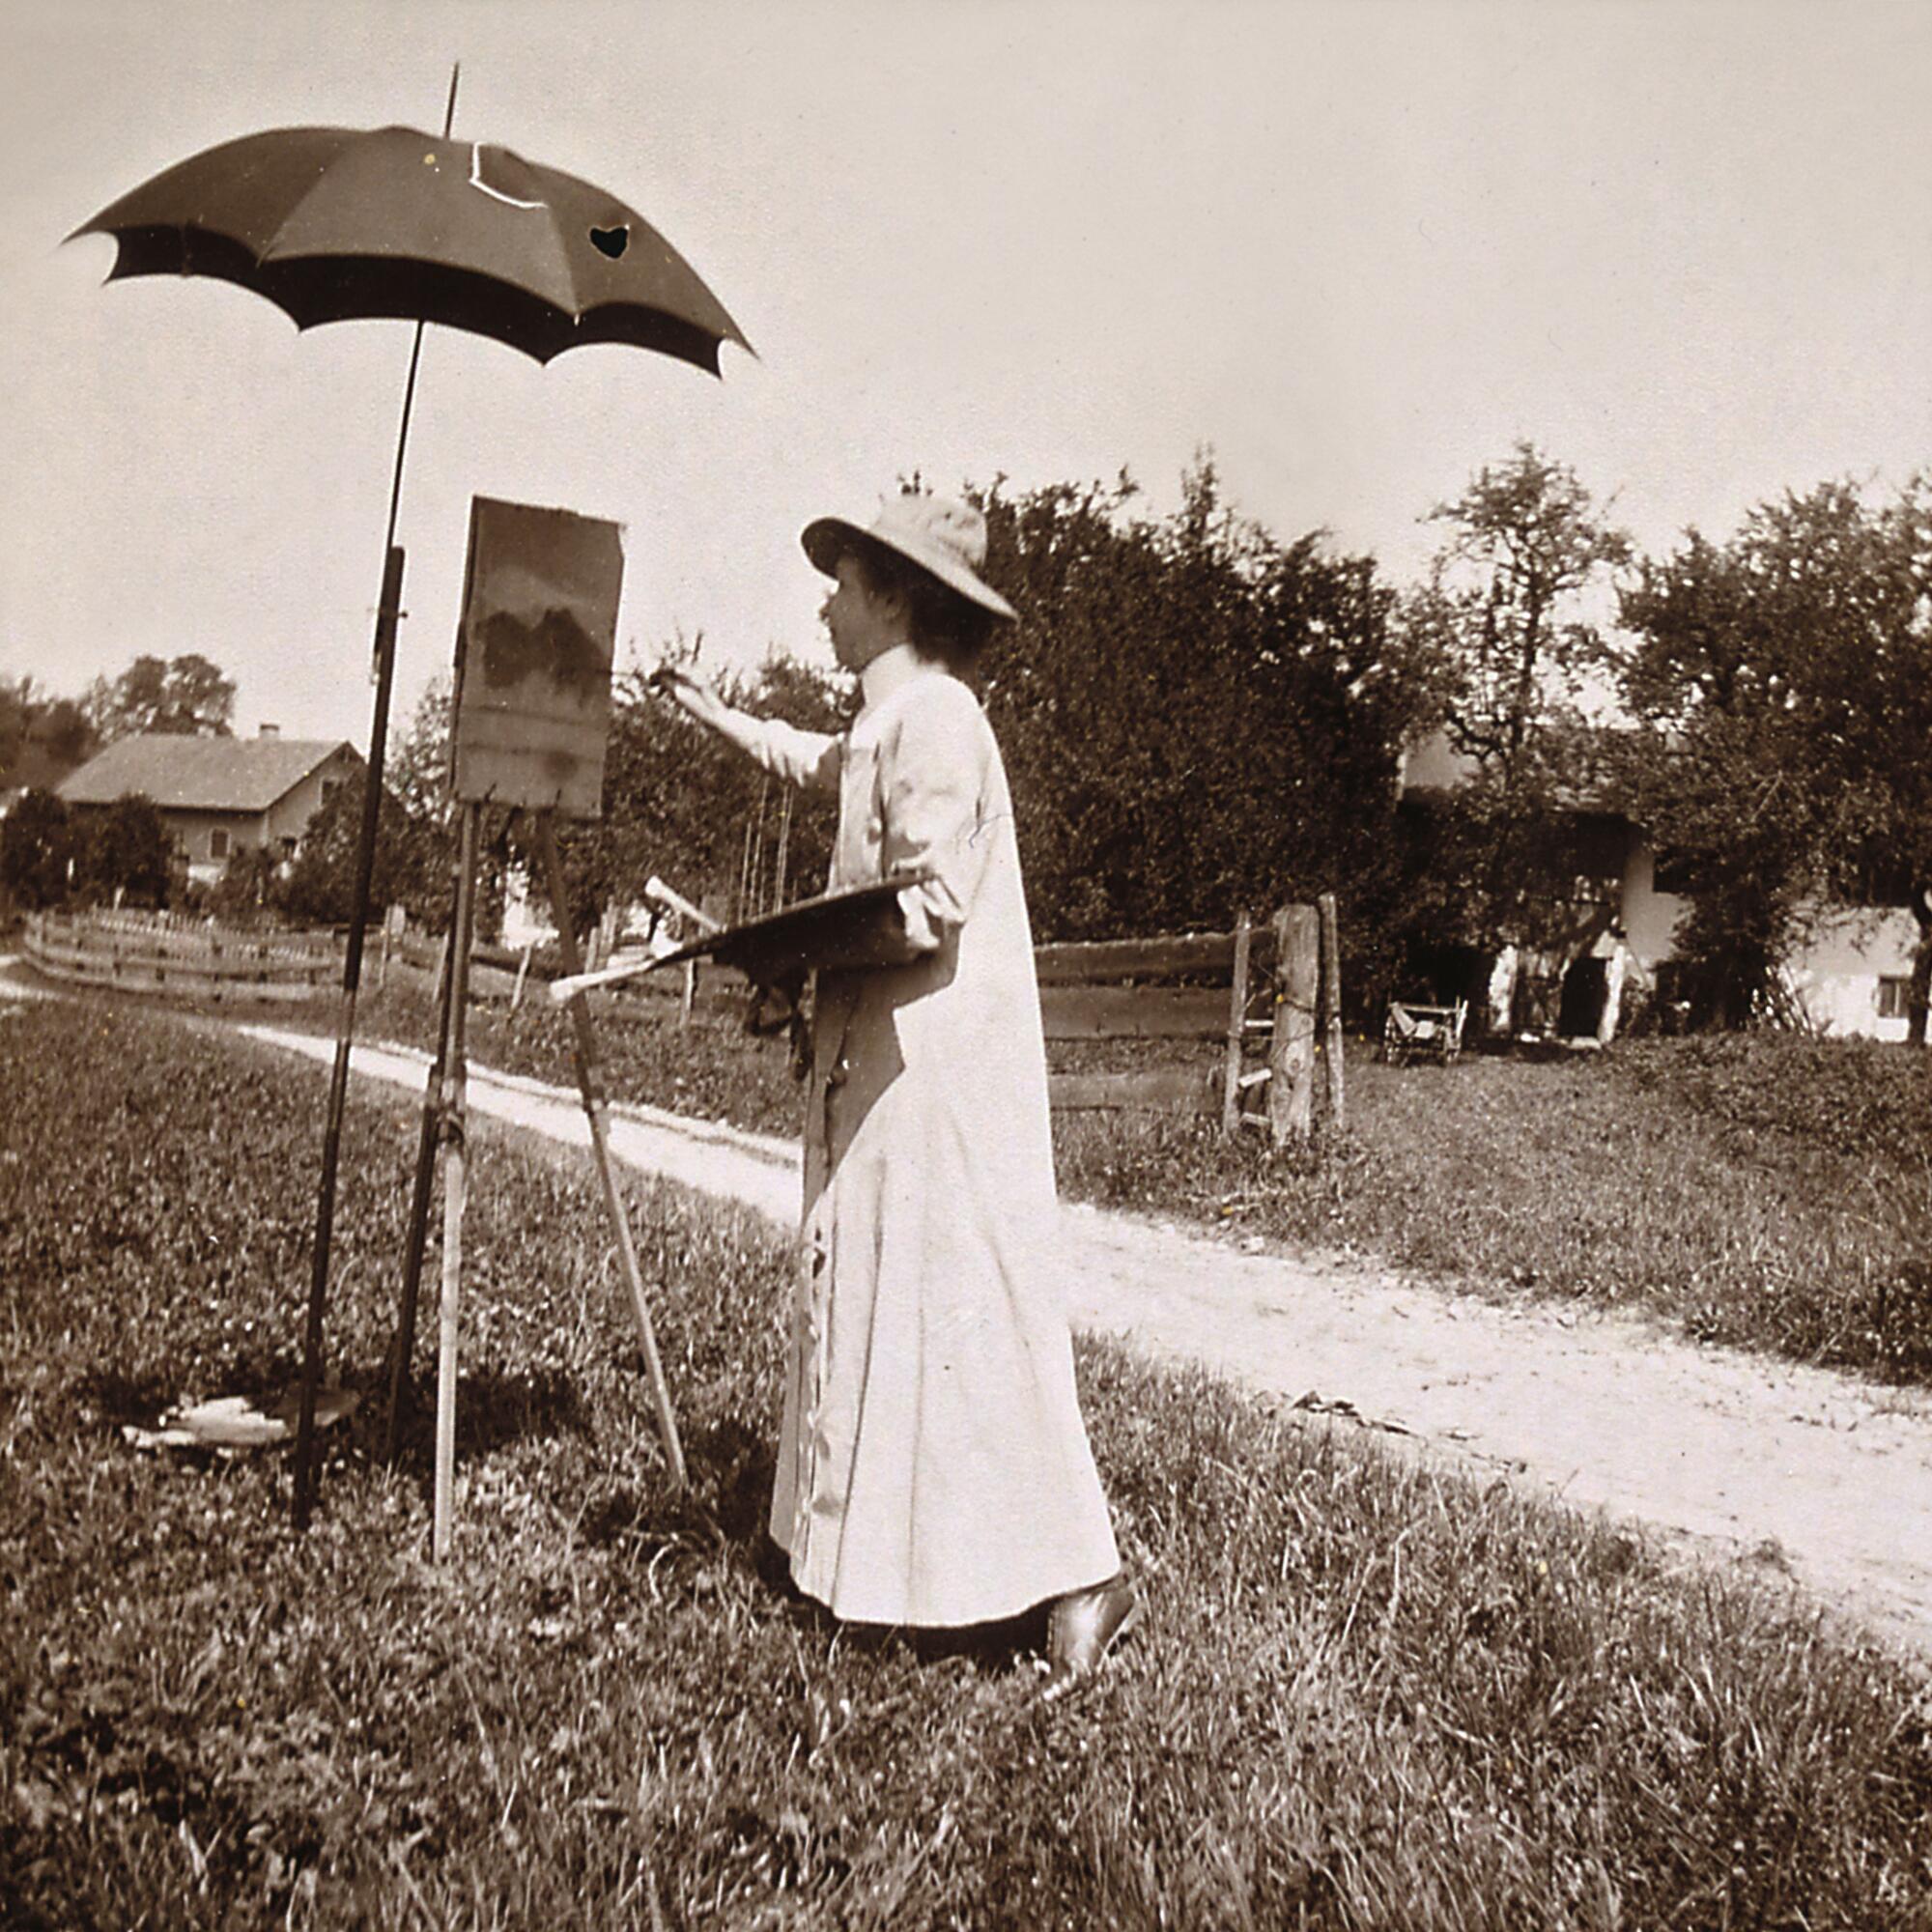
[365,492,679,1555]
[379,806,687,1559]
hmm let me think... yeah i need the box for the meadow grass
[1057,1034,1932,1383]
[2,1001,1929,1928]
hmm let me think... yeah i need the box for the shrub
[72,792,174,907]
[0,787,75,909]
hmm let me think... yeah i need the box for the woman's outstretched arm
[650,665,840,794]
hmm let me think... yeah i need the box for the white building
[1399,728,1919,1041]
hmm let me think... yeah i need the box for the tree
[0,676,24,771]
[389,672,453,822]
[31,697,96,772]
[73,794,175,907]
[1395,444,1632,968]
[966,461,1432,1010]
[0,788,76,909]
[521,652,846,941]
[275,772,442,929]
[1417,442,1632,778]
[1611,478,1932,1035]
[0,675,97,790]
[376,674,465,930]
[83,653,236,741]
[208,844,281,925]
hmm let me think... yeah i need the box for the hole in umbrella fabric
[590,224,629,259]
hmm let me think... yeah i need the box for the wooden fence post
[1319,892,1346,1131]
[1268,902,1320,1145]
[1220,910,1254,1135]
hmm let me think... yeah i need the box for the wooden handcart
[1380,997,1467,1066]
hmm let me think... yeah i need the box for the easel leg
[433,803,482,1560]
[535,812,688,1490]
[381,916,460,1464]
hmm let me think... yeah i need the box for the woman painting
[654,491,1135,1690]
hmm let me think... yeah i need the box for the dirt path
[212,1020,1932,1664]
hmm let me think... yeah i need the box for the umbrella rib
[467,144,547,211]
[455,145,585,327]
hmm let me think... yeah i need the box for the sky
[2,0,1928,750]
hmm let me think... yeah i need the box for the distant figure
[654,492,1136,1690]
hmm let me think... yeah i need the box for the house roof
[57,735,359,812]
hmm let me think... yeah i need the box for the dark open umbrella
[71,121,750,371]
[70,73,750,1527]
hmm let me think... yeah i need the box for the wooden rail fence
[22,895,1346,1138]
[1039,895,1346,1139]
[394,896,1347,1137]
[23,909,339,1004]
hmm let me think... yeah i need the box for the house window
[210,828,230,861]
[1878,977,1913,1020]
[321,778,341,810]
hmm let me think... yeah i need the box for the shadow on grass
[76,1367,184,1425]
[381,1362,591,1475]
[579,1414,771,1551]
[579,1416,1052,1673]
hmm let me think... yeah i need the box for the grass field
[3,1001,1929,1928]
[334,976,1932,1386]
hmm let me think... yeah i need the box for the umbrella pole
[292,70,465,1523]
[291,535,408,1529]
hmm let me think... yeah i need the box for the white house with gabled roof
[57,728,363,885]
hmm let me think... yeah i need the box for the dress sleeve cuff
[895,882,940,953]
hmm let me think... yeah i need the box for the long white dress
[737,649,1120,1627]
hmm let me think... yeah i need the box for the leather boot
[1043,1573,1140,1698]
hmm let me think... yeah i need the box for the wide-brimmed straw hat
[802,492,1018,623]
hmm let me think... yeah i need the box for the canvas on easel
[451,496,623,818]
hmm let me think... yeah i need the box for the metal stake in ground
[433,802,484,1559]
[536,812,688,1489]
